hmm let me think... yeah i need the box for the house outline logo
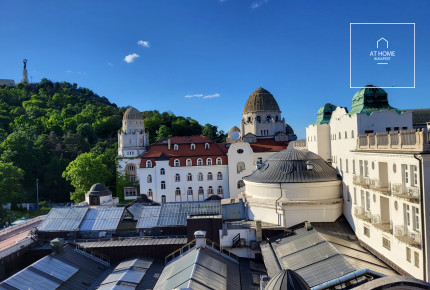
[377,37,389,49]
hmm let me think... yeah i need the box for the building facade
[304,85,430,281]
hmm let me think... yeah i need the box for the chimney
[194,230,206,248]
[304,221,313,231]
[255,220,262,242]
[168,139,171,150]
[50,238,65,254]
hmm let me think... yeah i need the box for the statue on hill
[23,59,27,69]
[21,59,29,84]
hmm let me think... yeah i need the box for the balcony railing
[291,140,307,150]
[353,175,370,188]
[357,129,430,152]
[371,214,392,234]
[391,184,420,203]
[369,179,390,195]
[394,225,421,248]
[354,206,371,222]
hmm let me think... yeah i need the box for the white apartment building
[304,85,430,281]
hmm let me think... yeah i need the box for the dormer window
[266,115,271,123]
[205,143,210,150]
[174,144,179,151]
[146,160,152,168]
[256,116,261,123]
[174,159,180,167]
[206,158,212,166]
[197,158,203,166]
[216,157,222,165]
[191,144,196,150]
[186,159,192,166]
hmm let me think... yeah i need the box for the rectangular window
[405,204,411,226]
[411,165,418,187]
[406,247,411,262]
[402,126,408,130]
[346,159,349,173]
[366,191,370,211]
[353,160,356,174]
[386,127,391,132]
[359,160,364,176]
[413,207,420,231]
[364,226,370,237]
[414,252,419,268]
[361,190,365,208]
[353,188,357,205]
[346,186,350,202]
[403,164,409,185]
[364,161,369,177]
[382,237,391,250]
[394,127,399,131]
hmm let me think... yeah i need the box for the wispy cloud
[107,62,114,66]
[137,40,150,48]
[251,0,269,9]
[65,70,85,75]
[185,93,220,99]
[124,53,140,63]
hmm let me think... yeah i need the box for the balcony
[371,215,392,234]
[394,225,421,248]
[391,184,420,203]
[354,206,371,222]
[291,140,307,150]
[357,129,430,152]
[353,175,370,189]
[369,179,390,196]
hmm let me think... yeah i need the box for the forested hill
[0,79,226,205]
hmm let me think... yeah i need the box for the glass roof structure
[79,208,124,232]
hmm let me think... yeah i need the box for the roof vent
[194,230,206,248]
[304,221,313,231]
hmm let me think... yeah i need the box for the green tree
[0,162,24,205]
[202,123,218,140]
[62,152,110,202]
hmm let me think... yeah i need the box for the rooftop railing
[394,225,421,248]
[357,129,430,152]
[352,175,370,188]
[391,184,420,203]
[371,214,392,234]
[291,140,307,149]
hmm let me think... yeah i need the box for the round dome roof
[228,126,240,136]
[314,103,337,125]
[285,124,294,135]
[243,87,280,114]
[264,269,310,290]
[244,148,340,183]
[349,85,401,116]
[124,107,142,120]
[88,183,112,196]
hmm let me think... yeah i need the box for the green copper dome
[243,87,280,114]
[314,103,337,125]
[349,85,401,116]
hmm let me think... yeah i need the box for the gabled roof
[37,207,89,232]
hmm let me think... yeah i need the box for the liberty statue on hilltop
[21,59,29,84]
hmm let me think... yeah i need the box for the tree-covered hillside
[0,79,226,205]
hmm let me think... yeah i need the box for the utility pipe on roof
[311,269,385,290]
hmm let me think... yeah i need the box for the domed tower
[118,107,148,157]
[349,85,400,116]
[241,87,286,141]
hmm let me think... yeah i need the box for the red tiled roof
[249,139,290,152]
[140,136,228,168]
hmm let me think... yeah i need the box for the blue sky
[1,0,429,138]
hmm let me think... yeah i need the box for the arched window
[247,117,251,122]
[190,144,196,150]
[146,160,152,168]
[266,115,271,123]
[345,131,347,139]
[351,130,355,138]
[198,172,203,181]
[175,174,180,182]
[352,160,356,174]
[147,174,152,183]
[198,187,204,195]
[217,186,223,195]
[207,172,213,180]
[174,159,180,167]
[208,186,213,195]
[216,157,222,165]
[206,158,212,165]
[217,172,223,180]
[175,187,181,196]
[237,162,245,173]
[237,180,245,189]
[205,143,210,150]
[160,168,165,175]
[187,187,193,195]
[147,189,153,197]
[186,159,192,166]
[187,173,192,181]
[161,181,166,189]
[161,195,166,202]
[256,116,261,123]
[197,158,203,166]
[126,164,137,182]
[275,116,279,122]
[174,144,179,151]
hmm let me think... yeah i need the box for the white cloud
[251,0,269,9]
[137,40,150,48]
[124,53,140,63]
[185,93,220,99]
[107,62,114,66]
